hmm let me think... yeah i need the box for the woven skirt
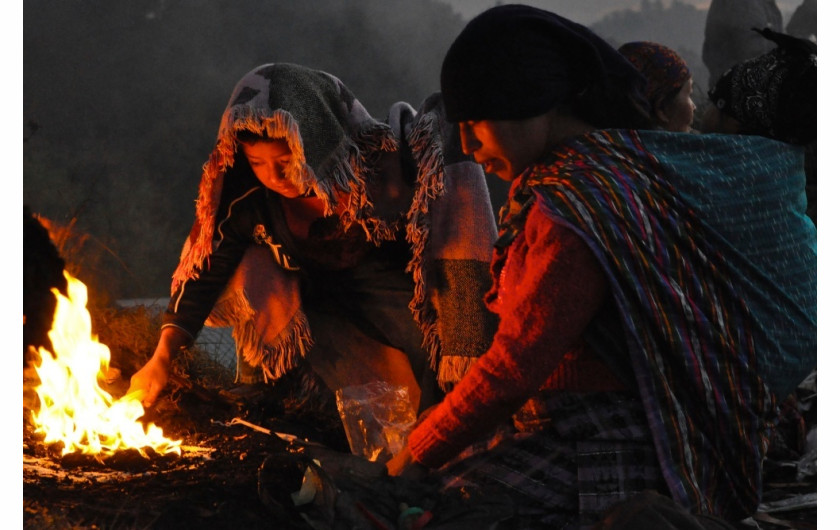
[433,391,666,529]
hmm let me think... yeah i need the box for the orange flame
[30,271,181,457]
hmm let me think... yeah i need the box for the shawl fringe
[334,123,401,243]
[436,355,477,387]
[171,106,400,295]
[404,110,447,382]
[206,286,314,380]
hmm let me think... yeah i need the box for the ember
[29,271,181,458]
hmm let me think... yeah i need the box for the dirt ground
[23,371,376,530]
[23,363,817,530]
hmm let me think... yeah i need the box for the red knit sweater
[408,203,626,468]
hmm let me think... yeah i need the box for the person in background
[785,0,816,42]
[702,0,783,88]
[387,5,816,528]
[128,63,499,422]
[619,41,697,132]
[702,27,816,224]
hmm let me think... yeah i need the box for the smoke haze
[22,0,813,300]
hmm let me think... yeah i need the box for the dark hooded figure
[703,27,816,146]
[387,5,816,529]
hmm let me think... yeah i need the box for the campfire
[22,209,352,528]
[29,270,181,458]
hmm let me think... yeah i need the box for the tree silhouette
[24,0,464,298]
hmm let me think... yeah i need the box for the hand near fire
[386,403,437,478]
[127,327,190,407]
[386,444,414,476]
[127,356,169,408]
[386,445,430,480]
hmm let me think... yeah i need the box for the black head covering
[440,4,651,129]
[708,28,816,145]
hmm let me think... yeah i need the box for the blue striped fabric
[514,129,816,519]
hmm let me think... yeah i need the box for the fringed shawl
[172,63,399,292]
[172,64,498,388]
[500,130,816,519]
[399,94,500,383]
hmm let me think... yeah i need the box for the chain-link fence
[117,297,238,376]
[194,326,237,373]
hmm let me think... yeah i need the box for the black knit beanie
[440,4,650,128]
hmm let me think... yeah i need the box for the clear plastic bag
[335,380,417,463]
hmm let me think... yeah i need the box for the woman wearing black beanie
[388,5,816,528]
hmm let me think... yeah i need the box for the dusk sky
[439,0,807,24]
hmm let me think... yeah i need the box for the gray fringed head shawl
[172,63,399,291]
[172,63,498,388]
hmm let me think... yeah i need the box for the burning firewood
[28,268,182,459]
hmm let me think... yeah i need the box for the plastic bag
[335,380,417,463]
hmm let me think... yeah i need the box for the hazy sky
[440,0,806,25]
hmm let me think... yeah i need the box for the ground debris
[23,359,817,529]
[23,373,349,530]
[736,371,818,530]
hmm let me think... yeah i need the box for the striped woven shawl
[501,129,816,518]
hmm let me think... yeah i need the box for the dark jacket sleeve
[162,191,260,340]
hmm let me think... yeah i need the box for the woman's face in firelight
[240,138,304,198]
[457,114,555,181]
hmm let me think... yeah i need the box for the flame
[30,271,181,457]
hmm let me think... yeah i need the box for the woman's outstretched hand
[127,354,170,408]
[127,326,190,407]
[387,445,430,481]
[386,445,414,476]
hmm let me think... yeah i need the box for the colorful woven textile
[500,129,816,518]
[618,41,691,108]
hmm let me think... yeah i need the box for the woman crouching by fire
[386,5,816,528]
[128,63,499,422]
